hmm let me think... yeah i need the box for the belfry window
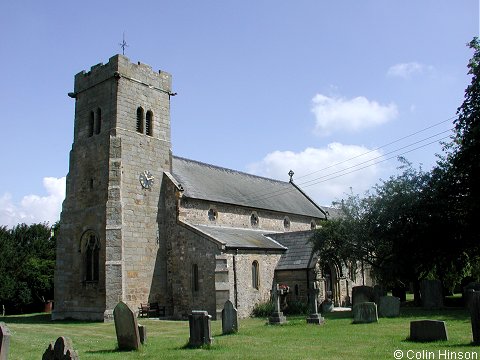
[136,107,144,133]
[81,231,100,282]
[252,261,260,289]
[146,111,153,136]
[95,108,102,134]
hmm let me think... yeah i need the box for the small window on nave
[250,212,259,228]
[208,208,218,221]
[192,264,199,293]
[283,216,290,230]
[252,261,260,289]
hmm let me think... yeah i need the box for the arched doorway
[321,261,342,306]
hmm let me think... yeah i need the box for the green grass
[1,308,478,359]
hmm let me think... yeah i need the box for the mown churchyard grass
[1,308,477,359]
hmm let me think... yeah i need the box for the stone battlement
[73,54,171,95]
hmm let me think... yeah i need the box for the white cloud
[387,62,434,79]
[247,143,385,206]
[0,177,66,228]
[311,94,398,136]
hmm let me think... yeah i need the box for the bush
[284,300,309,315]
[251,301,274,317]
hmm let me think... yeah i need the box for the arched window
[81,231,100,282]
[252,261,259,289]
[192,264,199,292]
[136,107,144,133]
[145,110,153,136]
[88,111,94,137]
[95,108,102,134]
[283,216,290,230]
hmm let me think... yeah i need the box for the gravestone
[188,310,213,347]
[42,336,79,360]
[352,285,374,306]
[222,300,238,334]
[420,279,443,308]
[378,296,400,317]
[464,283,480,309]
[410,320,448,342]
[113,301,141,351]
[352,302,378,324]
[470,291,480,344]
[0,322,11,360]
[138,324,147,344]
[306,282,324,325]
[268,284,287,325]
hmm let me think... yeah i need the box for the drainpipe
[233,249,238,308]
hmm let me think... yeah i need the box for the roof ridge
[172,155,291,185]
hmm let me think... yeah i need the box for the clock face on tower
[139,170,154,189]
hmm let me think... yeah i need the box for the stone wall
[179,197,317,232]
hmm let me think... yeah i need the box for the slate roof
[171,156,326,219]
[183,223,287,251]
[270,231,318,270]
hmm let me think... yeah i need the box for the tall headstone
[138,324,147,345]
[113,301,141,351]
[352,302,378,324]
[373,285,387,304]
[378,296,400,317]
[188,311,213,347]
[42,336,79,360]
[464,283,480,309]
[0,323,11,360]
[222,300,238,335]
[352,286,374,306]
[306,282,324,325]
[420,279,443,308]
[470,291,480,344]
[268,284,287,325]
[410,320,448,342]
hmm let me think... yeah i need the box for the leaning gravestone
[268,284,287,325]
[353,302,378,324]
[470,291,480,344]
[410,320,448,341]
[188,310,213,347]
[352,285,374,306]
[306,282,324,325]
[113,301,141,351]
[0,322,11,360]
[222,300,238,334]
[378,296,400,317]
[420,279,443,308]
[42,336,79,360]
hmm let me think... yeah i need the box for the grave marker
[268,283,287,325]
[222,300,238,335]
[188,310,213,347]
[420,279,443,308]
[42,336,79,360]
[378,296,400,317]
[113,301,141,351]
[0,322,11,360]
[352,286,374,306]
[306,282,324,325]
[410,320,448,342]
[470,291,480,344]
[352,302,378,324]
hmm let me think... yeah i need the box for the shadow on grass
[0,313,102,325]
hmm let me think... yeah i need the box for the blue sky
[0,1,478,227]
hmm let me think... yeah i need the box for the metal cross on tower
[119,33,129,55]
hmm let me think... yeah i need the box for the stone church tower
[53,55,173,320]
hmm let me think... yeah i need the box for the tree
[0,222,56,313]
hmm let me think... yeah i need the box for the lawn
[1,308,478,359]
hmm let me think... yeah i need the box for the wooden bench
[138,302,166,318]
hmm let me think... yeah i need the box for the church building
[53,55,370,321]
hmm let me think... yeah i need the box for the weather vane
[119,32,129,55]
